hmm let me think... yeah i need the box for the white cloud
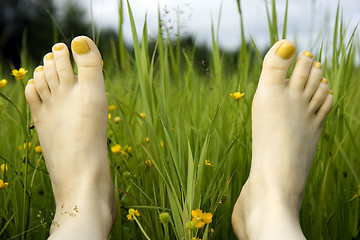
[75,0,359,51]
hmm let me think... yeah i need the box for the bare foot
[25,36,116,240]
[232,40,333,239]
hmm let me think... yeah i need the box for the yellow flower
[160,141,164,149]
[23,142,32,150]
[125,145,132,153]
[205,159,214,167]
[0,79,7,88]
[191,209,213,229]
[230,92,245,100]
[1,164,8,173]
[108,113,111,121]
[145,160,152,167]
[111,144,122,154]
[127,208,140,220]
[35,145,42,153]
[145,137,150,143]
[140,113,146,119]
[108,105,116,111]
[12,68,28,80]
[0,179,8,189]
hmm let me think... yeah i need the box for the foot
[232,40,333,239]
[25,36,116,239]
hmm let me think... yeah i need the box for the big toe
[259,39,296,88]
[71,36,103,85]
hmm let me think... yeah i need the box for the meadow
[0,0,359,239]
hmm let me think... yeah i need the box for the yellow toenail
[54,44,64,51]
[35,66,44,72]
[45,53,53,60]
[28,79,34,84]
[328,90,333,95]
[321,78,328,84]
[72,40,90,54]
[276,43,296,59]
[314,62,322,69]
[304,51,313,58]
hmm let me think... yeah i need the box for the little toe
[25,79,42,111]
[309,82,329,113]
[259,39,296,88]
[33,66,51,102]
[304,62,323,100]
[289,51,314,91]
[71,36,104,85]
[43,53,60,92]
[316,92,333,121]
[52,43,76,87]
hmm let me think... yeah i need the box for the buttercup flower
[0,179,8,189]
[145,137,150,143]
[35,145,42,153]
[23,142,32,150]
[111,144,122,154]
[127,208,140,220]
[108,113,111,121]
[191,209,213,229]
[205,159,214,167]
[0,79,7,88]
[160,141,164,149]
[145,160,152,167]
[230,92,245,100]
[1,164,8,173]
[140,113,146,119]
[108,105,116,111]
[12,68,28,80]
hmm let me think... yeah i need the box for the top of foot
[24,36,115,239]
[232,39,333,240]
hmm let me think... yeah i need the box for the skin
[231,40,333,239]
[25,36,116,240]
[25,36,332,239]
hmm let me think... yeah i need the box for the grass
[0,0,359,239]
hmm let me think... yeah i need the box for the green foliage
[0,1,359,240]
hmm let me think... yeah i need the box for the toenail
[276,43,296,59]
[304,51,313,58]
[328,90,333,95]
[314,62,322,69]
[54,44,64,51]
[28,79,34,84]
[321,78,328,84]
[35,66,44,72]
[45,53,53,60]
[72,40,90,54]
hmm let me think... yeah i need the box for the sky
[72,0,360,52]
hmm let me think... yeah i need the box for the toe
[316,92,333,121]
[33,66,51,102]
[25,79,42,111]
[259,39,296,88]
[71,36,104,85]
[304,61,323,100]
[43,53,60,92]
[289,51,314,91]
[52,43,76,87]
[309,82,329,113]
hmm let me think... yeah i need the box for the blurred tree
[0,0,91,70]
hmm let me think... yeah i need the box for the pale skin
[24,37,332,239]
[25,36,116,240]
[232,40,333,239]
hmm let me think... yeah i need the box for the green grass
[0,1,360,239]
